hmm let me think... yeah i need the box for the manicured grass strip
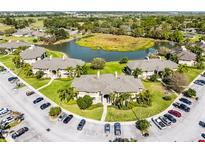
[0,54,50,89]
[46,49,65,58]
[183,67,203,84]
[106,81,177,122]
[87,61,126,74]
[76,33,155,52]
[40,79,103,120]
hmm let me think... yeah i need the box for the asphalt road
[1,67,205,142]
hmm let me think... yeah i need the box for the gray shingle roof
[12,27,33,36]
[20,46,46,60]
[72,74,144,94]
[0,40,31,49]
[171,46,196,61]
[127,59,178,72]
[32,57,85,70]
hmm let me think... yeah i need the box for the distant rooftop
[20,45,46,60]
[32,57,85,70]
[127,59,178,72]
[0,40,31,49]
[171,46,196,61]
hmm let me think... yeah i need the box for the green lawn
[46,49,65,58]
[40,79,103,120]
[0,138,6,142]
[106,81,177,122]
[4,36,40,44]
[76,33,155,52]
[87,61,126,74]
[0,23,15,33]
[0,54,50,89]
[31,20,44,29]
[183,67,203,84]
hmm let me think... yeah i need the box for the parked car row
[0,107,28,140]
[152,97,193,130]
[104,122,121,136]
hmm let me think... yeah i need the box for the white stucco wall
[179,60,196,66]
[77,91,102,104]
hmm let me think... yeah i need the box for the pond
[45,40,175,62]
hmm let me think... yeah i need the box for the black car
[194,80,204,86]
[198,80,205,84]
[173,102,190,112]
[201,133,205,139]
[114,122,121,136]
[8,77,18,82]
[63,114,73,124]
[199,121,205,128]
[11,127,29,139]
[104,123,110,134]
[77,119,86,131]
[159,116,171,126]
[40,102,51,110]
[33,97,44,104]
[179,98,192,105]
[164,114,176,123]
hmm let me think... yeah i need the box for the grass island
[76,34,155,52]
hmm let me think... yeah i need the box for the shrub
[135,119,150,131]
[183,88,196,98]
[163,95,172,101]
[149,73,158,82]
[90,58,106,69]
[49,107,61,117]
[33,39,38,43]
[119,57,128,64]
[77,95,93,110]
[35,70,44,79]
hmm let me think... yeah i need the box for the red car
[198,140,205,142]
[168,110,181,118]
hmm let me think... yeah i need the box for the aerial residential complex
[0,11,205,143]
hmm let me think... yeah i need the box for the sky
[0,0,204,11]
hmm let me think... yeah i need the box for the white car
[1,116,14,125]
[0,108,10,117]
[152,118,166,130]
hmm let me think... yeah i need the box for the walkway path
[37,78,54,91]
[101,103,108,122]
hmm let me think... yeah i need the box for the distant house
[171,46,197,66]
[72,73,144,104]
[197,40,205,55]
[32,57,85,78]
[125,59,178,78]
[20,45,46,64]
[12,27,33,37]
[62,28,79,36]
[0,40,31,53]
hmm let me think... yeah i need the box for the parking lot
[143,75,205,142]
[1,64,205,142]
[0,68,140,141]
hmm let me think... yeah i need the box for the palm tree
[57,87,77,104]
[66,67,74,77]
[132,68,142,78]
[110,93,117,104]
